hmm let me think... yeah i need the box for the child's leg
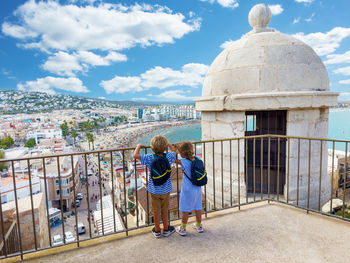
[160,193,170,230]
[161,210,168,230]
[154,212,161,231]
[181,212,189,229]
[195,210,202,225]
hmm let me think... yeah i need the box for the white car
[74,222,86,234]
[65,231,76,243]
[76,193,83,200]
[53,235,63,246]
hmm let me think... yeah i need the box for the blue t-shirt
[140,152,176,195]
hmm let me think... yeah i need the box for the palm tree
[87,133,94,150]
[71,129,77,147]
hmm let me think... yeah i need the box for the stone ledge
[196,91,338,111]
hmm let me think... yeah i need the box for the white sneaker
[193,223,204,233]
[176,226,187,236]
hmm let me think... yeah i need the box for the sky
[0,0,350,103]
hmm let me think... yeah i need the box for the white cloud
[268,5,284,16]
[293,17,301,24]
[141,63,209,89]
[2,1,200,52]
[17,77,89,95]
[305,13,315,22]
[200,0,239,9]
[294,0,314,3]
[325,51,350,65]
[153,90,197,101]
[334,66,350,76]
[42,51,127,76]
[220,39,235,49]
[100,76,142,94]
[98,96,106,100]
[293,27,350,56]
[100,63,209,94]
[2,1,200,77]
[339,79,350,85]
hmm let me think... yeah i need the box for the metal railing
[0,134,349,260]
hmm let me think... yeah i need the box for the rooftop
[24,201,350,263]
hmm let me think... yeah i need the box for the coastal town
[0,91,200,248]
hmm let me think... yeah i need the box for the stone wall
[285,108,331,209]
[1,193,49,252]
[202,111,246,208]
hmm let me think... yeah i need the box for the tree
[60,121,69,139]
[87,133,94,150]
[0,150,8,172]
[71,129,77,147]
[0,136,14,149]
[25,138,36,148]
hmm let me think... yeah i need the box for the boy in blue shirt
[133,135,177,238]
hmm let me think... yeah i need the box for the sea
[136,109,350,151]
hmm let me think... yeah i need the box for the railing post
[111,152,117,232]
[268,137,271,203]
[97,152,104,236]
[70,155,79,247]
[84,154,92,239]
[42,158,52,247]
[238,139,240,210]
[287,138,290,204]
[56,157,66,244]
[297,139,300,206]
[212,141,216,210]
[11,161,23,260]
[230,140,232,207]
[343,142,348,219]
[122,150,128,236]
[318,141,323,212]
[27,159,37,250]
[307,139,311,213]
[330,141,335,214]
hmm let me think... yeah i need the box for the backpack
[150,154,171,186]
[183,157,207,186]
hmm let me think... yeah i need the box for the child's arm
[133,144,144,160]
[168,142,176,152]
[174,159,182,165]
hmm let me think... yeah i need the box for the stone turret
[196,4,338,209]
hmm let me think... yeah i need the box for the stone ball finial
[248,4,271,30]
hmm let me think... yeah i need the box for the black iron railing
[0,134,349,260]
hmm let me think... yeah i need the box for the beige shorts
[150,193,170,214]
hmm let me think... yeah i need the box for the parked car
[53,235,63,246]
[75,200,80,207]
[74,222,86,234]
[76,193,83,200]
[64,231,76,243]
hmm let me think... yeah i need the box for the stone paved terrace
[17,201,350,263]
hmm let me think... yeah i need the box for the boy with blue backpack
[133,135,177,238]
[174,141,207,236]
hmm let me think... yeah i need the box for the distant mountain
[0,90,151,114]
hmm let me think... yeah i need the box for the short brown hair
[150,135,168,155]
[177,141,194,159]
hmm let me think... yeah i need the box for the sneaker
[176,226,187,236]
[193,223,204,233]
[162,225,175,237]
[152,227,161,238]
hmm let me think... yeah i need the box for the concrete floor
[25,202,350,263]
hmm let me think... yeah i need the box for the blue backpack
[150,154,171,186]
[183,157,207,186]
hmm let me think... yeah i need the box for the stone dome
[202,5,329,97]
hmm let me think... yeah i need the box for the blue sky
[1,0,350,102]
